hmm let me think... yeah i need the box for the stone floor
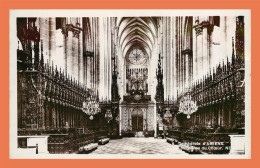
[90,137,188,155]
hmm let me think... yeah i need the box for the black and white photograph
[9,10,251,159]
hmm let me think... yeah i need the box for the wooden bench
[166,136,179,145]
[98,136,110,145]
[166,137,174,144]
[79,143,98,153]
[179,142,201,154]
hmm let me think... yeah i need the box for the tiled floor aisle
[90,137,188,154]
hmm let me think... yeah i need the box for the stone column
[49,18,56,63]
[72,33,77,81]
[182,50,192,90]
[66,30,73,76]
[62,19,82,80]
[172,17,177,100]
[154,104,157,137]
[39,18,50,64]
[79,28,83,83]
[202,24,208,75]
[99,18,105,99]
[193,17,198,82]
[119,105,122,136]
[197,29,203,80]
[166,17,170,98]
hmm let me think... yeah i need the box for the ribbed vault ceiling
[117,17,158,58]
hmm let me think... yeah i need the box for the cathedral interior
[16,16,245,155]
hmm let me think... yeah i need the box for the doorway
[131,108,143,133]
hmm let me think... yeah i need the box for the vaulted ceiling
[116,17,158,59]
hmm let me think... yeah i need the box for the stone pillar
[72,34,77,81]
[167,17,170,97]
[147,104,155,132]
[197,30,203,80]
[162,18,166,100]
[99,18,105,99]
[120,106,129,131]
[182,50,192,90]
[202,24,209,75]
[62,18,82,80]
[193,17,198,82]
[108,18,112,100]
[119,105,122,136]
[49,18,56,63]
[172,17,177,100]
[92,18,96,89]
[154,105,157,137]
[39,18,50,64]
[193,17,213,81]
[78,19,84,84]
[66,30,73,76]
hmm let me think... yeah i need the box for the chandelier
[105,109,113,123]
[82,94,101,120]
[178,93,198,119]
